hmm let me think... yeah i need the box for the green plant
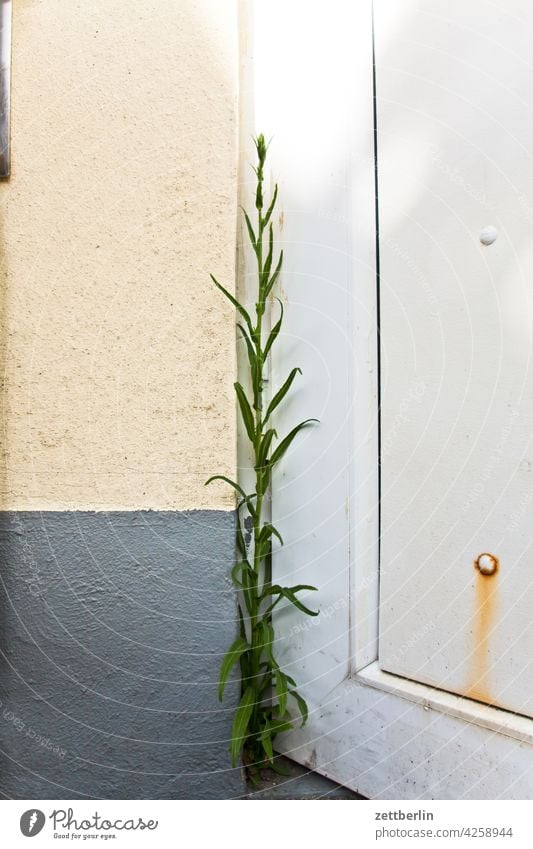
[206,134,319,775]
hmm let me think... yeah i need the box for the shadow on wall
[0,0,243,800]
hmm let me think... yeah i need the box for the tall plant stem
[207,134,319,773]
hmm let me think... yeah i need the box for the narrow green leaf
[263,298,283,360]
[237,604,246,639]
[290,689,309,726]
[258,467,271,498]
[236,322,254,358]
[257,667,275,697]
[264,250,283,298]
[231,560,255,589]
[263,368,302,424]
[281,586,319,616]
[205,474,246,500]
[238,491,258,519]
[264,584,319,616]
[219,637,250,701]
[269,718,294,736]
[237,323,259,370]
[275,669,288,717]
[242,208,257,250]
[263,183,278,227]
[257,428,277,470]
[259,522,284,546]
[256,178,263,212]
[261,223,274,287]
[230,686,256,766]
[237,324,262,412]
[264,583,317,599]
[270,418,319,467]
[234,382,256,442]
[232,553,255,623]
[255,619,277,667]
[236,510,247,558]
[259,725,274,762]
[210,274,253,333]
[236,606,251,682]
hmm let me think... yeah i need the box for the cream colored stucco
[0,0,239,510]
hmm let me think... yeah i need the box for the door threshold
[356,661,533,746]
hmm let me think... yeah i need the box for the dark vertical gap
[371,5,382,641]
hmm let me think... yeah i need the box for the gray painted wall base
[0,511,244,799]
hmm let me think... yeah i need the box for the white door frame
[244,0,533,798]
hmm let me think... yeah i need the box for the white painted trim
[357,662,533,747]
[251,0,379,695]
[279,671,533,799]
[348,6,381,671]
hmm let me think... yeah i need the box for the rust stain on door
[465,554,499,704]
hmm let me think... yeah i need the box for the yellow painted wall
[0,0,239,510]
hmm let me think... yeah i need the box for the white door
[377,0,533,719]
[250,0,533,798]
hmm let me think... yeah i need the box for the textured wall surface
[0,0,242,799]
[0,511,243,799]
[0,0,238,511]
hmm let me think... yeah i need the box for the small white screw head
[480,225,498,246]
[475,553,498,575]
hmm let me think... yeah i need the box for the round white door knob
[475,552,498,575]
[480,225,498,246]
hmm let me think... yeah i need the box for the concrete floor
[246,757,365,800]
